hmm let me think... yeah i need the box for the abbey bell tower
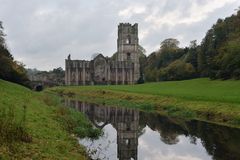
[117,23,140,82]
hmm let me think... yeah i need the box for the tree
[138,44,146,55]
[199,9,240,79]
[143,38,190,81]
[142,9,240,81]
[160,38,180,50]
[190,40,197,49]
[0,21,5,46]
[158,60,196,81]
[52,67,64,74]
[0,21,29,86]
[185,40,198,70]
[214,39,240,79]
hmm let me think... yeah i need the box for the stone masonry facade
[65,23,141,85]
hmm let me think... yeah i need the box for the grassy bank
[49,78,240,128]
[0,79,100,159]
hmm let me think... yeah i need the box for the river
[65,99,240,160]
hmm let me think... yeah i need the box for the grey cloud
[0,0,239,70]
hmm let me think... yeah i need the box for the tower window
[126,35,131,44]
[127,53,131,60]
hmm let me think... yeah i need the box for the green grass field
[79,78,240,104]
[0,79,96,159]
[50,78,240,128]
[1,78,240,157]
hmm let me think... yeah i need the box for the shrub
[158,60,196,81]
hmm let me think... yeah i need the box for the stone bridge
[29,81,61,91]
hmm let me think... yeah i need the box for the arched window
[126,35,131,44]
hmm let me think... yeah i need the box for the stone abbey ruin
[65,23,142,85]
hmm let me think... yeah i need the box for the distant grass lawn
[50,78,240,128]
[0,79,96,159]
[105,78,240,104]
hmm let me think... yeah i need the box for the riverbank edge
[0,79,96,159]
[48,87,240,129]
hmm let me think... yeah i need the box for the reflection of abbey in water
[65,100,240,160]
[65,99,139,160]
[65,23,142,85]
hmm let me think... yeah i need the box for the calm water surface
[65,99,240,160]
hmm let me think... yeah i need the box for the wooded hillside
[143,9,240,82]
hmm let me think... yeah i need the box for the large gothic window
[94,56,106,83]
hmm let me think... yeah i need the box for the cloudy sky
[0,0,239,70]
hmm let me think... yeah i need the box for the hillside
[0,79,99,159]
